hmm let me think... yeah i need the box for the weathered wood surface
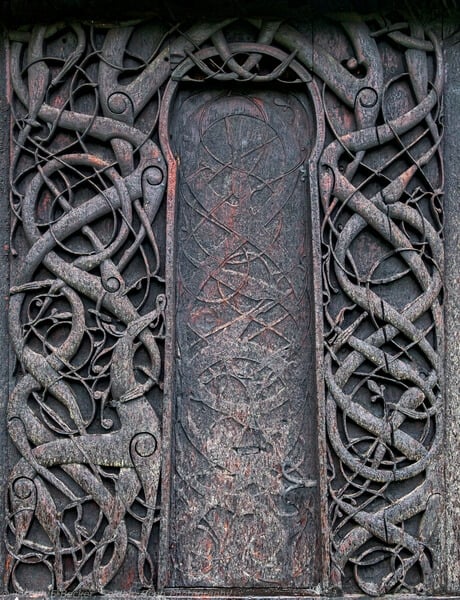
[3,14,449,597]
[170,88,320,588]
[443,40,460,595]
[0,28,11,588]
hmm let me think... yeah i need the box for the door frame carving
[158,45,327,590]
[2,12,453,598]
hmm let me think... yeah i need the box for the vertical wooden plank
[308,24,329,588]
[444,39,460,594]
[169,87,322,589]
[0,25,10,592]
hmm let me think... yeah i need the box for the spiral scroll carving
[7,17,443,595]
[319,25,444,595]
[7,23,167,593]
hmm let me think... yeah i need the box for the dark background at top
[0,0,457,24]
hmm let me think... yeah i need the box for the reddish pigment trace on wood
[170,89,320,588]
[5,17,444,597]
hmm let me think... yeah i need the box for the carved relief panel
[5,15,444,597]
[168,87,320,588]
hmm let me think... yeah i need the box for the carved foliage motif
[7,16,443,596]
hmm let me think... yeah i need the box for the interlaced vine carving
[319,24,444,595]
[7,23,168,593]
[7,16,443,595]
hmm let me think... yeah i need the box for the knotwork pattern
[8,22,167,593]
[6,16,443,595]
[319,20,443,596]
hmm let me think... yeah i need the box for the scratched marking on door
[171,89,320,587]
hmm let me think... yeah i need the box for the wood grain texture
[442,40,460,595]
[170,88,320,588]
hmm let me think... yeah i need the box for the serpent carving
[6,16,443,595]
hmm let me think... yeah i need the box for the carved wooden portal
[6,18,443,597]
[168,87,320,587]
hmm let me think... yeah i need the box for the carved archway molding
[6,16,443,597]
[159,42,326,590]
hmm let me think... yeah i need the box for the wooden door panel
[170,88,320,588]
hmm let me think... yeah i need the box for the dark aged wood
[442,40,460,595]
[169,87,320,588]
[4,12,448,599]
[0,0,455,25]
[0,27,11,583]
